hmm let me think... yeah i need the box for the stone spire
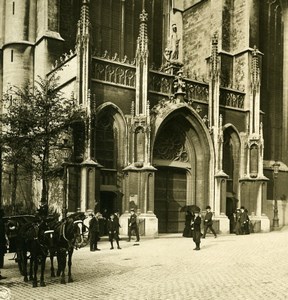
[209,32,220,131]
[76,0,91,107]
[251,45,260,93]
[250,45,261,135]
[135,10,149,116]
[136,10,149,62]
[76,0,90,50]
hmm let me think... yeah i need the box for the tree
[1,74,84,209]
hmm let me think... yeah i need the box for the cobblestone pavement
[1,229,288,300]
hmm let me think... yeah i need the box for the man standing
[128,209,140,242]
[0,209,7,280]
[89,212,101,251]
[203,206,217,238]
[107,214,121,250]
[240,206,249,235]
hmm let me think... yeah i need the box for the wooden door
[155,167,187,233]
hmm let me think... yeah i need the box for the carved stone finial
[251,45,260,90]
[76,0,91,47]
[173,68,186,99]
[212,32,218,46]
[136,9,148,59]
[139,9,148,23]
[219,114,223,128]
[211,32,219,77]
[131,101,135,116]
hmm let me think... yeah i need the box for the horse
[4,215,36,276]
[49,212,87,284]
[16,217,55,287]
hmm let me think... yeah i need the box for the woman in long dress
[183,211,193,237]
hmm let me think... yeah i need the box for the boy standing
[191,211,202,250]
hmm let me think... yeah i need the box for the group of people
[88,211,121,251]
[88,208,140,252]
[233,206,251,235]
[183,206,217,251]
[183,205,252,250]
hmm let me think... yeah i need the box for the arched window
[95,112,115,169]
[90,0,164,67]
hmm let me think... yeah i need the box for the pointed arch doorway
[153,109,212,234]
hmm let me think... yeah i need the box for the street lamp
[61,138,72,219]
[272,161,280,228]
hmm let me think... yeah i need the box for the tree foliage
[1,74,84,204]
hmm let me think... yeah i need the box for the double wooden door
[154,167,187,233]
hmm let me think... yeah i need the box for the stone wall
[182,1,211,78]
[232,0,248,51]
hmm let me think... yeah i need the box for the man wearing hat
[128,208,140,242]
[107,213,121,250]
[89,212,101,251]
[202,205,217,239]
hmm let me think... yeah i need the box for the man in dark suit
[107,214,121,250]
[128,209,140,242]
[89,212,101,251]
[240,206,249,235]
[203,205,217,238]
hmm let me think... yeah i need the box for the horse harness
[60,219,84,250]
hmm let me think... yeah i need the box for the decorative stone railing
[185,79,209,103]
[91,56,136,88]
[219,87,245,109]
[91,56,245,109]
[149,70,173,95]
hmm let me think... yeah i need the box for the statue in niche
[163,24,181,63]
[161,23,182,72]
[170,24,180,61]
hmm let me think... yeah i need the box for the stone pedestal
[259,215,270,232]
[215,213,230,234]
[119,212,158,238]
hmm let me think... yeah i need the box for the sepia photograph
[0,0,287,299]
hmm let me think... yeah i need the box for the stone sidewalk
[1,230,288,300]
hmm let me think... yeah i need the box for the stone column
[80,159,102,212]
[282,8,288,163]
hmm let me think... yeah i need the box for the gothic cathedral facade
[0,0,287,235]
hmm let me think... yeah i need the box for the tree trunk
[12,163,18,214]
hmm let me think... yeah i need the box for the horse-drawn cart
[3,212,90,287]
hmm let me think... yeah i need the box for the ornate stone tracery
[154,129,189,162]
